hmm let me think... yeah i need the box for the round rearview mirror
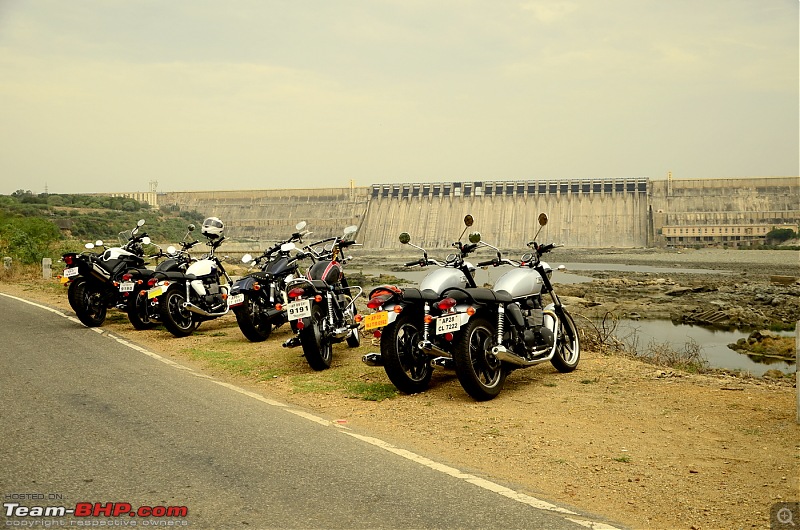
[141,237,151,245]
[464,215,474,227]
[281,242,296,252]
[295,221,307,231]
[167,246,177,255]
[95,240,104,247]
[241,254,253,264]
[85,243,95,250]
[343,225,358,238]
[398,232,411,245]
[468,231,481,244]
[188,224,196,231]
[137,219,146,227]
[538,213,548,227]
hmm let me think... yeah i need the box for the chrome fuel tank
[493,267,544,299]
[420,267,468,293]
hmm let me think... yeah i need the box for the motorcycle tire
[67,278,85,313]
[233,295,272,342]
[381,312,433,394]
[453,317,507,401]
[160,286,196,338]
[126,288,157,330]
[550,308,581,373]
[72,281,108,328]
[300,303,332,371]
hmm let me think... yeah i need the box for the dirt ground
[2,248,798,530]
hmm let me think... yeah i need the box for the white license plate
[118,282,135,292]
[286,299,311,321]
[435,314,462,335]
[228,293,245,306]
[147,286,163,299]
[64,267,79,278]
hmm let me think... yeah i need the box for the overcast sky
[0,0,797,195]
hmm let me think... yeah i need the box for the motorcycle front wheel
[160,286,195,338]
[300,303,332,371]
[233,294,272,342]
[127,288,157,330]
[381,312,432,394]
[550,308,580,373]
[73,281,108,327]
[453,317,507,401]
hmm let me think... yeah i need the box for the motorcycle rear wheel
[300,304,333,370]
[453,317,507,401]
[233,295,272,342]
[73,281,108,327]
[550,309,580,373]
[127,288,157,330]
[381,312,432,394]
[160,287,195,338]
[67,278,84,313]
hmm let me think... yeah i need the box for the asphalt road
[0,294,618,529]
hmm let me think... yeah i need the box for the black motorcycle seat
[447,287,513,304]
[401,288,440,302]
[157,271,196,281]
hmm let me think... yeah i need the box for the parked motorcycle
[120,224,200,330]
[155,217,233,338]
[228,221,311,342]
[361,215,481,394]
[61,219,151,327]
[447,213,580,400]
[281,225,362,370]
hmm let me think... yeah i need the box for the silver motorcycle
[444,213,581,400]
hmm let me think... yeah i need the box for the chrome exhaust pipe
[362,352,383,366]
[491,345,553,367]
[182,302,229,318]
[417,340,452,358]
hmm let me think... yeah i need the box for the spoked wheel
[160,287,195,338]
[381,312,432,394]
[453,317,507,401]
[550,308,580,373]
[73,281,108,327]
[300,303,332,370]
[127,288,157,330]
[233,295,272,342]
[343,295,360,348]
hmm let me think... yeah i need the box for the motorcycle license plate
[364,311,389,331]
[63,267,79,278]
[118,282,135,292]
[227,293,245,307]
[286,299,311,321]
[147,286,163,299]
[435,314,461,335]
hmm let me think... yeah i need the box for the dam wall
[359,178,650,250]
[136,176,798,251]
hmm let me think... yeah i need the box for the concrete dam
[152,176,798,251]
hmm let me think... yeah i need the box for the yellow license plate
[364,311,389,331]
[147,286,163,299]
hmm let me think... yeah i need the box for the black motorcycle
[229,221,311,342]
[120,224,200,330]
[61,219,151,327]
[281,225,362,370]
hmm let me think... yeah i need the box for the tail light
[253,282,261,291]
[444,333,454,341]
[296,320,305,330]
[64,255,74,266]
[275,303,283,311]
[147,278,157,288]
[122,273,132,281]
[373,330,382,338]
[314,294,323,303]
[366,297,385,310]
[288,287,305,299]
[436,297,457,311]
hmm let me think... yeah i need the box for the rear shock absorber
[496,305,505,345]
[422,302,431,340]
